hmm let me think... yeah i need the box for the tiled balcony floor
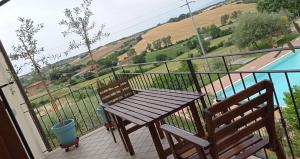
[45,126,260,159]
[45,126,173,159]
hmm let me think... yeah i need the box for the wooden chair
[161,80,286,159]
[98,78,160,155]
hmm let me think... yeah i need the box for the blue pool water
[218,49,300,106]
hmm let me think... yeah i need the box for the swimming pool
[217,49,300,106]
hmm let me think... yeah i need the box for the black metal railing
[30,46,300,158]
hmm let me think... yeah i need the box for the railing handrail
[112,46,300,68]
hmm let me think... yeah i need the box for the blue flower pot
[97,105,108,123]
[51,119,77,145]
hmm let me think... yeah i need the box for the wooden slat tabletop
[105,89,204,126]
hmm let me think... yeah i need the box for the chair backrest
[97,78,134,105]
[204,80,275,157]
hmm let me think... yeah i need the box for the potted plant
[10,17,78,151]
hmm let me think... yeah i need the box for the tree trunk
[33,62,63,123]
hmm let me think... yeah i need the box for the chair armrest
[161,124,210,149]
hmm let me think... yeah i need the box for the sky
[0,0,223,75]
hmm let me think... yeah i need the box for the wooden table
[104,88,205,159]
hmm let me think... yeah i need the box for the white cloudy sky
[0,0,222,74]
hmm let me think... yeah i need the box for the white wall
[0,49,46,159]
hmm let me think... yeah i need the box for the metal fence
[30,46,300,158]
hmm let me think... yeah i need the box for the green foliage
[146,43,153,52]
[127,48,136,56]
[176,51,184,57]
[233,12,290,49]
[69,75,85,85]
[231,10,242,19]
[186,40,197,50]
[283,85,300,155]
[31,97,50,108]
[132,53,146,64]
[221,14,230,26]
[161,36,172,48]
[59,0,109,61]
[210,24,222,39]
[98,57,117,68]
[145,43,189,62]
[83,72,96,80]
[152,39,163,50]
[185,36,210,53]
[277,33,300,46]
[155,54,168,61]
[257,0,300,16]
[167,13,190,23]
[220,27,233,37]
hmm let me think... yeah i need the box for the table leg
[189,102,205,137]
[115,116,135,156]
[148,123,166,159]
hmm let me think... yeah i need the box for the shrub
[132,54,146,64]
[155,54,168,61]
[176,51,184,56]
[83,72,96,80]
[284,85,300,155]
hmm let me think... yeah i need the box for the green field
[144,42,190,62]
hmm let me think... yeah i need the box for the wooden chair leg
[113,116,128,152]
[273,140,286,159]
[116,116,135,156]
[104,110,116,143]
[155,121,164,139]
[165,132,179,159]
[110,126,117,143]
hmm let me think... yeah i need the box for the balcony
[45,127,173,159]
[2,44,300,159]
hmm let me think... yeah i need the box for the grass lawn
[210,35,231,46]
[144,42,189,62]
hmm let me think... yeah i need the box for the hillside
[133,3,256,53]
[71,38,130,64]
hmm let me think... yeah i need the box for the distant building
[25,80,51,96]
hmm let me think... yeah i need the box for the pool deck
[203,38,300,96]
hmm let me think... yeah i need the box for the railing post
[111,67,118,80]
[222,56,236,94]
[187,60,207,108]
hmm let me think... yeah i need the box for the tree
[161,36,172,48]
[155,54,168,61]
[127,48,136,56]
[166,35,172,46]
[232,12,290,49]
[209,24,221,39]
[186,37,210,53]
[10,18,63,122]
[152,39,162,50]
[146,43,153,52]
[221,14,230,26]
[59,0,109,62]
[132,54,146,64]
[257,0,300,16]
[231,10,242,19]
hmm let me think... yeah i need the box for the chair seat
[178,135,268,159]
